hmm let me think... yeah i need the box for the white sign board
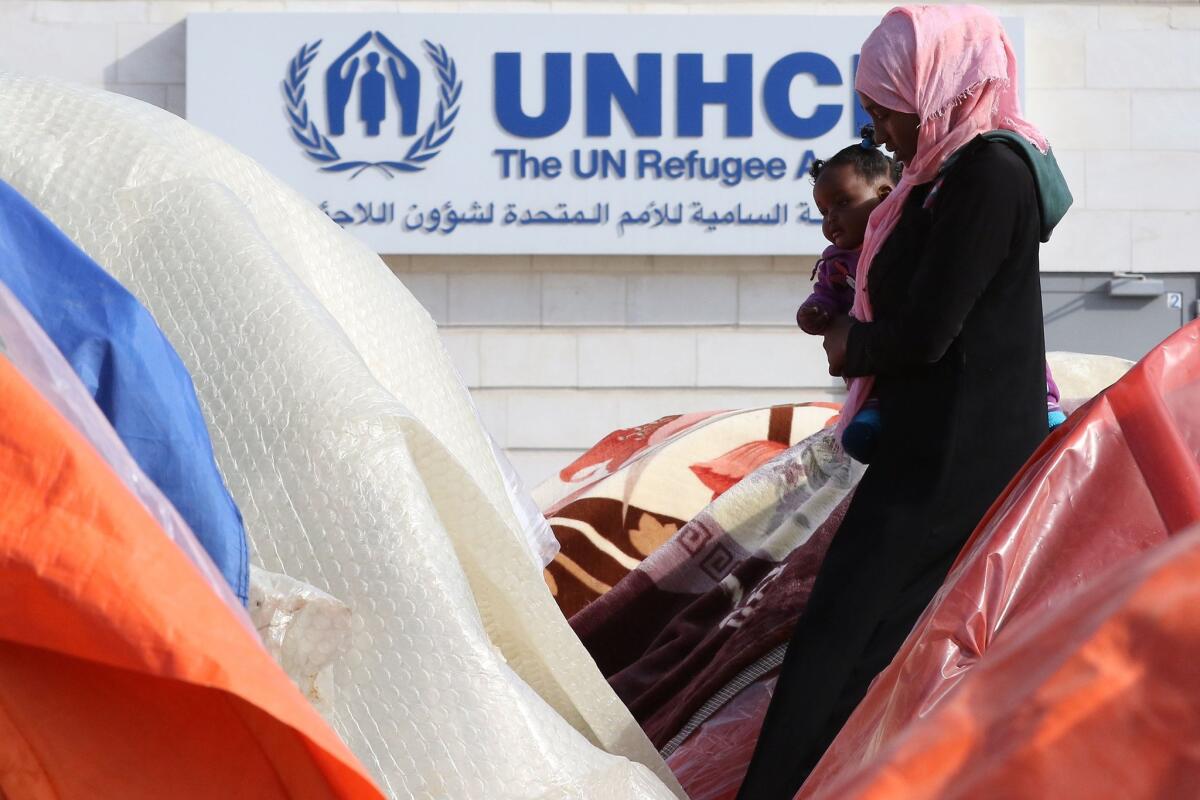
[187,14,1021,255]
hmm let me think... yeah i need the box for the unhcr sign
[187,13,1022,255]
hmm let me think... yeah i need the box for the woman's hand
[823,314,853,376]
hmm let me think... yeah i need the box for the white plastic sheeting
[1048,351,1135,414]
[248,565,354,712]
[0,73,682,800]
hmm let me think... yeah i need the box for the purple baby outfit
[797,245,859,333]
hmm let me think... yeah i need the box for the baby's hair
[809,124,902,186]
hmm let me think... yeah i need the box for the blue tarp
[0,179,249,603]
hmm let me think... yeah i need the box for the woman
[737,7,1068,798]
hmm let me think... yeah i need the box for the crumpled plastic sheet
[0,275,250,629]
[0,73,682,800]
[800,320,1200,798]
[248,565,353,712]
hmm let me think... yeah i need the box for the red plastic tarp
[807,523,1200,799]
[666,321,1200,800]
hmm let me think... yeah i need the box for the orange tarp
[0,357,382,799]
[802,320,1200,798]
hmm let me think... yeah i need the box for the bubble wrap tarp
[0,176,249,602]
[0,73,681,800]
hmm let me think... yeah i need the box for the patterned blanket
[535,404,840,618]
[566,426,862,752]
[537,351,1147,800]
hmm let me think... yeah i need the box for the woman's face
[858,92,921,165]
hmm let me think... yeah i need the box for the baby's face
[813,164,892,251]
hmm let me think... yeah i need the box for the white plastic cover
[1047,351,1135,414]
[488,431,562,569]
[0,73,681,800]
[248,565,354,712]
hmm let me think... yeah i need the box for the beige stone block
[543,273,627,325]
[1053,150,1086,210]
[697,330,833,388]
[507,390,622,449]
[532,255,651,272]
[1099,5,1169,30]
[398,273,449,323]
[1132,211,1200,272]
[652,255,772,272]
[440,329,482,386]
[467,388,508,444]
[447,272,541,324]
[1026,89,1130,150]
[148,1,212,23]
[628,274,738,324]
[1087,151,1200,211]
[1040,209,1131,271]
[1018,5,1098,90]
[613,387,841,430]
[35,0,148,22]
[413,254,533,272]
[1131,90,1200,150]
[772,255,820,272]
[578,330,697,387]
[739,273,808,326]
[0,19,115,84]
[505,448,583,490]
[479,331,578,386]
[1087,30,1200,89]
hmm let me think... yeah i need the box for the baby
[797,128,898,462]
[798,127,1066,463]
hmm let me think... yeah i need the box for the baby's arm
[797,257,854,335]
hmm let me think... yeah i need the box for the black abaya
[736,137,1050,800]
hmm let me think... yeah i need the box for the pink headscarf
[838,5,1048,436]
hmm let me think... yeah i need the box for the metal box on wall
[1042,273,1198,362]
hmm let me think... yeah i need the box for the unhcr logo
[283,31,462,178]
